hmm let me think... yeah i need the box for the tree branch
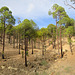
[64,0,75,9]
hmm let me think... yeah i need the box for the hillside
[0,37,75,75]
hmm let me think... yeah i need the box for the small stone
[55,60,57,61]
[8,66,12,69]
[12,67,17,70]
[1,66,5,69]
[8,66,17,70]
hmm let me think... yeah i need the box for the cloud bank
[0,0,75,28]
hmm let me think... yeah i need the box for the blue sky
[0,0,75,28]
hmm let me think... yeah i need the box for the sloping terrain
[0,37,75,75]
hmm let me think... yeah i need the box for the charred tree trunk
[0,30,3,44]
[32,39,33,54]
[25,37,27,67]
[2,20,5,59]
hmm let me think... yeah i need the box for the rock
[12,67,17,70]
[55,60,57,62]
[1,66,5,69]
[8,66,17,70]
[8,66,12,69]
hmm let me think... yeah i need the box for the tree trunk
[49,40,50,46]
[29,38,30,46]
[56,18,59,55]
[42,41,44,55]
[10,36,12,44]
[70,42,73,55]
[32,39,33,54]
[52,34,54,49]
[27,38,28,53]
[10,36,12,45]
[13,33,15,48]
[42,36,44,55]
[2,20,5,59]
[25,37,27,67]
[8,34,11,44]
[53,40,56,49]
[60,24,63,58]
[16,34,18,48]
[69,35,73,55]
[34,40,36,48]
[0,31,3,44]
[19,33,20,54]
[21,40,23,50]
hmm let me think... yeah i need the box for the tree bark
[21,40,23,50]
[34,40,36,48]
[0,30,3,44]
[70,42,73,55]
[42,36,44,55]
[56,18,59,55]
[42,42,44,55]
[13,33,15,48]
[60,24,63,58]
[2,20,5,59]
[9,34,12,45]
[16,34,18,48]
[25,37,27,67]
[69,35,73,55]
[19,33,20,54]
[32,39,33,54]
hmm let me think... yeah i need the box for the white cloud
[27,3,34,13]
[0,0,75,20]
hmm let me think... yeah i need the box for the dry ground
[0,37,75,75]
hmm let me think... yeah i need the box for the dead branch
[64,0,75,9]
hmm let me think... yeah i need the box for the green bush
[40,60,47,66]
[26,51,28,56]
[50,41,53,44]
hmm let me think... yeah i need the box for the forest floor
[0,37,75,75]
